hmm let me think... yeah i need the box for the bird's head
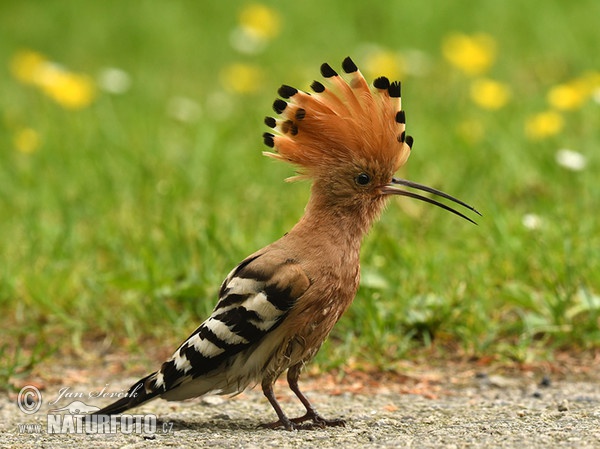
[263,57,480,224]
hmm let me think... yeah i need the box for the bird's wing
[156,251,311,391]
[91,250,311,415]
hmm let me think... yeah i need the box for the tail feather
[90,372,162,416]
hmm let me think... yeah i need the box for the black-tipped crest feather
[272,99,287,114]
[264,116,276,128]
[320,63,337,78]
[263,132,275,147]
[341,56,358,73]
[388,81,401,98]
[373,76,390,89]
[310,81,325,93]
[278,85,298,99]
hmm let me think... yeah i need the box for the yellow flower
[13,127,40,154]
[547,83,588,111]
[362,48,404,82]
[470,78,511,110]
[40,70,96,109]
[525,111,564,140]
[220,63,264,94]
[239,4,281,40]
[9,49,48,85]
[442,33,496,76]
[10,49,96,109]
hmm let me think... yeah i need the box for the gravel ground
[2,370,599,449]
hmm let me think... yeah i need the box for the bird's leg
[259,378,296,431]
[287,364,346,428]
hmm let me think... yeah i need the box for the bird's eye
[355,173,371,186]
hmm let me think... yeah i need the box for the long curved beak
[381,177,482,225]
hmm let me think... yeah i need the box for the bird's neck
[287,184,387,257]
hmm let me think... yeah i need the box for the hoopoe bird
[91,57,479,430]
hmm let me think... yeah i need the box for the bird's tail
[89,372,162,416]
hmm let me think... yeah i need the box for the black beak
[381,177,482,225]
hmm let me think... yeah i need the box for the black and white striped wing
[92,252,311,416]
[153,252,311,393]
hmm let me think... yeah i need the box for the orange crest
[263,57,413,180]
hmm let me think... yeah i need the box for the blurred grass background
[1,0,599,385]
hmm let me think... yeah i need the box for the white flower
[97,67,131,94]
[167,96,202,123]
[522,213,543,230]
[592,87,600,105]
[555,149,587,171]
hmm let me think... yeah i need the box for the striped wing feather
[91,251,310,415]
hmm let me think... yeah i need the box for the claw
[258,417,296,431]
[290,411,346,428]
[259,414,345,431]
[312,416,346,428]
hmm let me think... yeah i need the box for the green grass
[1,0,599,386]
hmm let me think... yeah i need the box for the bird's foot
[258,416,297,431]
[259,412,345,431]
[291,411,346,429]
